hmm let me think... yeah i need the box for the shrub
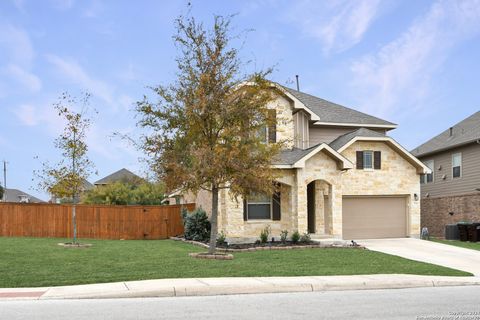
[182,208,211,242]
[291,230,300,244]
[217,231,227,246]
[259,226,271,244]
[280,230,288,244]
[300,232,311,243]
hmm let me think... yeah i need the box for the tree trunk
[72,203,77,244]
[208,186,219,254]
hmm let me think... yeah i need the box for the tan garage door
[342,196,407,240]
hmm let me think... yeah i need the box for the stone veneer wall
[267,93,294,148]
[421,193,480,237]
[219,171,296,240]
[340,141,421,237]
[186,139,422,240]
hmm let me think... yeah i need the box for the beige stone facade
[181,89,425,242]
[187,141,422,242]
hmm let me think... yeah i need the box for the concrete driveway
[360,238,480,276]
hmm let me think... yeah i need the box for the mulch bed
[170,237,364,252]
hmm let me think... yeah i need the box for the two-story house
[411,111,480,237]
[186,84,429,242]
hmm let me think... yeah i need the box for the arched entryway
[307,179,333,236]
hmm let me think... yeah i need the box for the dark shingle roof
[280,85,396,127]
[3,188,45,203]
[82,179,94,191]
[329,128,386,151]
[94,168,142,185]
[273,144,323,165]
[411,111,480,157]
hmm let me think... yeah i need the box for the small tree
[0,184,4,201]
[136,14,282,254]
[35,92,95,244]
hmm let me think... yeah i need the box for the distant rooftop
[411,111,480,157]
[94,168,143,185]
[2,188,45,203]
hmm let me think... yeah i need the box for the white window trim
[363,150,374,170]
[422,159,434,184]
[452,153,462,179]
[246,195,272,220]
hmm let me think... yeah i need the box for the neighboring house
[94,168,143,186]
[184,84,429,242]
[2,188,45,203]
[411,111,480,237]
[50,178,94,203]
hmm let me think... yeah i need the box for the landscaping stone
[189,252,234,260]
[57,243,93,248]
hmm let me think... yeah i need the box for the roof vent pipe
[449,127,453,137]
[295,75,300,91]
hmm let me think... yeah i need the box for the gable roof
[329,127,386,151]
[82,179,94,191]
[411,111,480,158]
[279,85,397,128]
[326,127,430,174]
[273,143,353,169]
[94,168,142,185]
[3,188,45,203]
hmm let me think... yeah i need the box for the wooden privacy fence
[0,202,195,240]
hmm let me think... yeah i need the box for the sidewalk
[1,274,479,300]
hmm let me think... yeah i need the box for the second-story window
[421,160,434,184]
[257,109,276,143]
[452,153,462,178]
[356,151,381,170]
[363,151,373,169]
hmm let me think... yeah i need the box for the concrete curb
[1,274,480,300]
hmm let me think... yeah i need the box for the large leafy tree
[82,181,165,205]
[35,92,95,244]
[136,14,282,254]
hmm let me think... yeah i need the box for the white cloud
[4,64,42,92]
[13,104,39,126]
[46,54,115,106]
[12,102,66,136]
[12,0,26,12]
[285,0,382,54]
[349,0,480,118]
[83,0,104,18]
[0,23,35,67]
[50,0,74,10]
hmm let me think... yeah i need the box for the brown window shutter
[272,190,281,221]
[356,151,364,169]
[268,109,277,143]
[243,198,248,221]
[374,151,381,169]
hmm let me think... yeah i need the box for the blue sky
[1,0,480,200]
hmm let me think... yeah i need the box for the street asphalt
[1,286,480,320]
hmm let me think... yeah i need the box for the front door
[307,182,315,233]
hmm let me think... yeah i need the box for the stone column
[315,181,325,234]
[295,168,308,233]
[330,183,343,237]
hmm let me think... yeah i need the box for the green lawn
[431,239,480,251]
[0,237,471,288]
